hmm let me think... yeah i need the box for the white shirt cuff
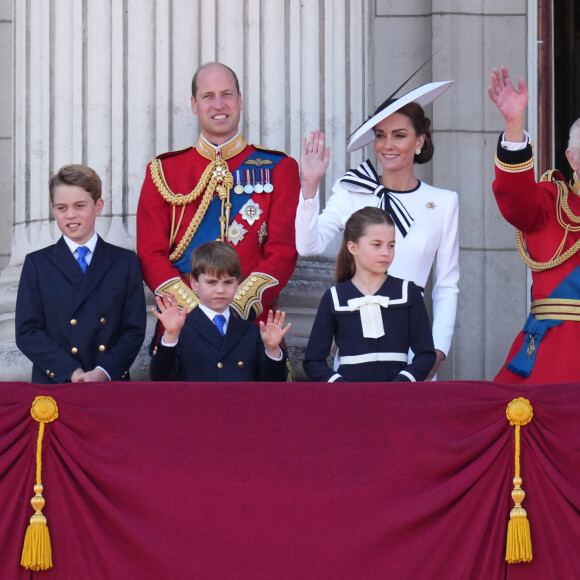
[500,131,530,151]
[96,366,111,381]
[266,348,284,361]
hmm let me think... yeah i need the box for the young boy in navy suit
[149,241,290,381]
[15,164,146,383]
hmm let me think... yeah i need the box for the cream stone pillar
[0,0,368,380]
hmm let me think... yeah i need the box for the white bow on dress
[347,295,390,338]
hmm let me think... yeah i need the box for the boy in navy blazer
[15,164,146,384]
[150,241,290,381]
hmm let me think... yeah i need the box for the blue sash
[507,265,580,376]
[173,150,284,274]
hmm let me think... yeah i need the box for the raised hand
[152,293,188,343]
[487,66,528,142]
[301,131,331,200]
[259,309,291,358]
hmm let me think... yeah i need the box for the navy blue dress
[303,277,435,382]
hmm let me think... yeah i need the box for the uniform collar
[196,132,246,161]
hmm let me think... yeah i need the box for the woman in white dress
[296,82,459,379]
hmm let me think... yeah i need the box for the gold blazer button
[100,317,106,324]
[237,361,244,368]
[99,345,106,352]
[217,362,223,369]
[70,319,77,326]
[71,347,78,354]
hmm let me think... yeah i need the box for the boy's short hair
[190,241,241,280]
[49,164,102,203]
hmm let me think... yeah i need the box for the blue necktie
[214,314,226,336]
[76,246,89,274]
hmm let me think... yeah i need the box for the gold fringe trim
[505,397,533,564]
[21,396,59,572]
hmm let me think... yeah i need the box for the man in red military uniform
[489,65,580,383]
[137,62,300,324]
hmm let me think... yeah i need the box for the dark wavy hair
[396,102,434,164]
[335,207,394,284]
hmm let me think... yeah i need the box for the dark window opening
[554,0,580,179]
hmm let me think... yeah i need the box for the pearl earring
[415,148,422,155]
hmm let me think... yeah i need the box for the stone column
[0,0,368,380]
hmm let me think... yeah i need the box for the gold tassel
[505,397,533,564]
[21,396,59,572]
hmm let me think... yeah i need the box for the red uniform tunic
[137,134,300,323]
[493,136,580,383]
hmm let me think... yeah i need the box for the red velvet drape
[1,381,579,579]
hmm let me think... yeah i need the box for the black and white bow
[339,160,414,237]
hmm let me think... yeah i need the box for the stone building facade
[0,0,535,381]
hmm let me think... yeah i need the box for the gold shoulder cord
[150,156,234,262]
[516,173,580,271]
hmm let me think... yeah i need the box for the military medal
[243,169,254,194]
[254,169,264,193]
[240,199,263,226]
[226,220,248,246]
[234,170,244,194]
[258,221,268,245]
[263,168,273,193]
[526,334,536,358]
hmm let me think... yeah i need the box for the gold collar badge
[196,133,246,161]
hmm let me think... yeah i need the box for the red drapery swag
[1,380,579,579]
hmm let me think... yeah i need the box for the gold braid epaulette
[150,157,216,205]
[150,156,234,262]
[515,170,580,271]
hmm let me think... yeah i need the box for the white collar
[63,232,99,255]
[198,303,231,323]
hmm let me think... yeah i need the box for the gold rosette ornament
[505,397,533,564]
[21,396,59,571]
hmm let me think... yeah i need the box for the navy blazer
[150,306,287,382]
[15,236,146,383]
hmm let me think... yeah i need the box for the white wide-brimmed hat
[346,80,454,153]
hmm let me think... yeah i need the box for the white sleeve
[295,181,357,256]
[295,189,323,256]
[431,191,459,356]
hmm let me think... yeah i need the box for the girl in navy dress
[303,207,435,382]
